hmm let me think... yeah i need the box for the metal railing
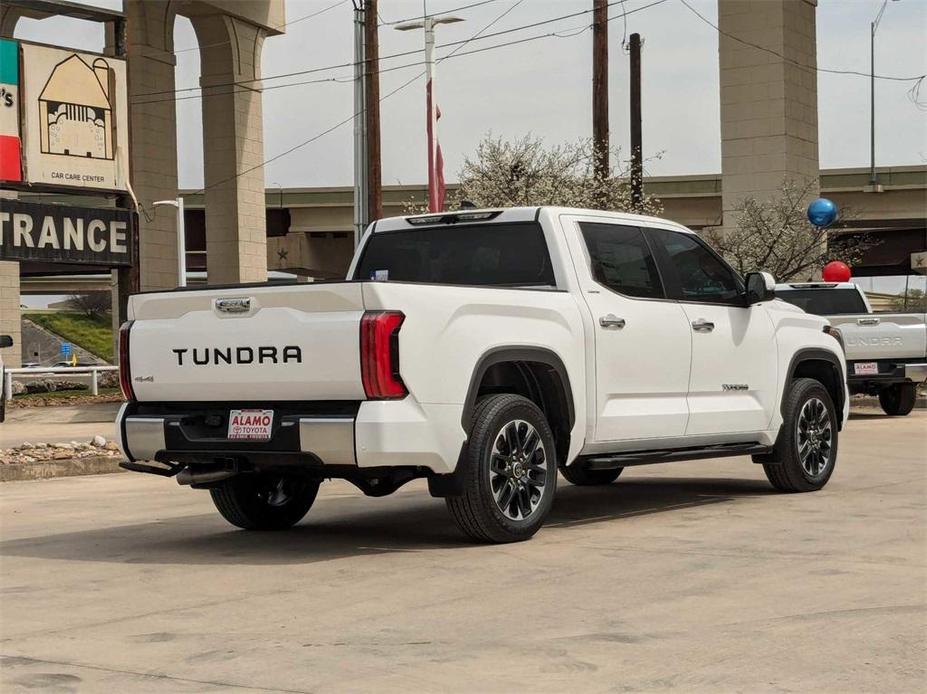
[2,366,119,401]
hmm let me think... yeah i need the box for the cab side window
[579,222,664,299]
[649,228,743,305]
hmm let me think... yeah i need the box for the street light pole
[152,198,186,287]
[869,0,899,192]
[395,14,463,212]
[869,18,876,188]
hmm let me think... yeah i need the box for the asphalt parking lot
[1,409,924,693]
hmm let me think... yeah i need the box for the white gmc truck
[117,208,849,543]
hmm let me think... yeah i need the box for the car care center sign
[0,199,133,266]
[0,39,129,192]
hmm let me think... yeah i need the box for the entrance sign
[0,198,134,266]
[19,42,128,191]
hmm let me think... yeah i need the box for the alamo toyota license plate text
[228,409,274,441]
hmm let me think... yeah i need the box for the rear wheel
[210,473,320,530]
[878,383,917,416]
[761,378,838,493]
[560,465,623,486]
[446,394,557,543]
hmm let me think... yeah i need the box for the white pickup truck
[775,282,926,416]
[117,208,848,543]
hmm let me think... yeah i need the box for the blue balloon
[807,197,838,227]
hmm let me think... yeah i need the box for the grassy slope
[24,312,114,362]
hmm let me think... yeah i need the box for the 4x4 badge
[216,297,252,313]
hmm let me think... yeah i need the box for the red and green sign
[0,38,21,182]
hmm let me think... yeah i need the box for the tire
[560,465,623,486]
[210,473,320,530]
[878,383,917,416]
[446,394,558,543]
[761,378,839,493]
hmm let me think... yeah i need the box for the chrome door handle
[599,314,626,329]
[857,317,880,326]
[692,319,715,332]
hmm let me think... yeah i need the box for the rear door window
[354,222,555,287]
[775,289,867,315]
[578,222,665,299]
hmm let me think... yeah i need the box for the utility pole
[352,2,368,245]
[364,0,382,221]
[592,0,609,179]
[629,32,643,211]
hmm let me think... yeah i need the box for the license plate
[854,362,879,376]
[228,409,274,441]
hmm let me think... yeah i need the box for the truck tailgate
[828,313,927,361]
[127,283,367,402]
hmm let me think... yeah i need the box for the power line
[131,0,641,101]
[189,0,538,195]
[678,0,926,84]
[134,0,667,107]
[173,0,350,54]
[378,0,506,26]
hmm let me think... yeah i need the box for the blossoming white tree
[703,179,873,282]
[414,134,663,216]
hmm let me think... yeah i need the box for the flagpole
[396,14,463,214]
[424,16,438,212]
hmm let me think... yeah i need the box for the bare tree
[66,292,112,318]
[405,134,663,216]
[703,179,875,282]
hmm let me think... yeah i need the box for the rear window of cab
[353,222,555,287]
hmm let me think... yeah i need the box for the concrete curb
[0,456,125,482]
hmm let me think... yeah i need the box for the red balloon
[822,261,851,282]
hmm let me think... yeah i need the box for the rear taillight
[119,321,135,401]
[360,311,407,399]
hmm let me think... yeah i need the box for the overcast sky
[12,0,927,191]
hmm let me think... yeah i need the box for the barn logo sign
[0,199,134,266]
[0,40,129,192]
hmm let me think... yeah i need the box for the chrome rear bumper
[904,363,927,383]
[120,412,355,466]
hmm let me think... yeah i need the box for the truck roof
[374,207,695,235]
[775,282,858,291]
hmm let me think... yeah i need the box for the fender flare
[782,348,846,425]
[460,346,575,429]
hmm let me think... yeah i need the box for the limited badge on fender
[228,409,274,441]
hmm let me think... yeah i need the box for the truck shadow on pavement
[0,476,774,566]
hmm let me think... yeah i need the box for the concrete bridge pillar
[125,0,181,291]
[0,261,21,368]
[718,0,820,231]
[191,13,270,284]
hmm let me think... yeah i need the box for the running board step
[579,443,773,470]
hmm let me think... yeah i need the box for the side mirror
[0,335,13,348]
[745,271,776,305]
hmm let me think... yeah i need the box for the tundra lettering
[172,346,302,366]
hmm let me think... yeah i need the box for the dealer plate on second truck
[854,362,879,376]
[228,409,274,441]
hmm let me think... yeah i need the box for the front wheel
[761,378,838,493]
[446,394,557,543]
[210,474,320,530]
[878,383,917,416]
